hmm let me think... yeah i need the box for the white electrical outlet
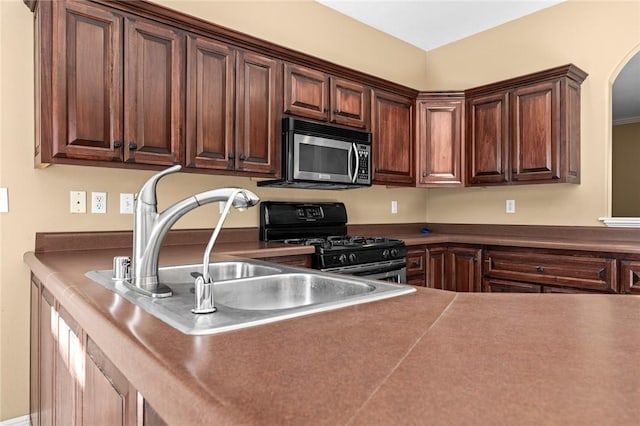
[506,199,516,214]
[92,192,107,214]
[0,187,8,213]
[391,200,398,214]
[70,191,86,213]
[120,193,134,214]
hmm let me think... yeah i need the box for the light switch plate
[120,193,134,214]
[0,187,8,213]
[506,199,516,214]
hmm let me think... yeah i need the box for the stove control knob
[339,254,348,264]
[382,249,390,259]
[348,253,357,263]
[390,248,399,257]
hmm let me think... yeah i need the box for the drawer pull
[536,265,544,273]
[598,268,606,280]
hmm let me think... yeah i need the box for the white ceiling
[316,0,640,123]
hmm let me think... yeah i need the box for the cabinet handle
[129,142,138,150]
[473,257,478,263]
[113,140,122,149]
[239,154,247,161]
[598,268,606,280]
[411,258,422,268]
[228,153,235,160]
[536,265,544,273]
[334,109,340,114]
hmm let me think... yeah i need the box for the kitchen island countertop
[24,240,640,425]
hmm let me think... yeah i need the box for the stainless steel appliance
[257,118,371,189]
[260,201,407,283]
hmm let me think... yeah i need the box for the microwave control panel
[357,144,370,183]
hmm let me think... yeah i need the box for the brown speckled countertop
[25,230,640,425]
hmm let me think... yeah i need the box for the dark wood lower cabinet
[30,275,166,425]
[426,245,481,292]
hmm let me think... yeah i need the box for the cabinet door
[449,247,481,292]
[371,90,415,186]
[283,63,328,122]
[185,35,235,171]
[407,248,426,287]
[55,306,84,426]
[620,260,640,294]
[466,92,509,185]
[330,78,369,129]
[30,280,40,426]
[124,18,184,165]
[417,99,464,186]
[40,289,55,426]
[235,51,281,176]
[511,80,560,182]
[51,0,123,162]
[426,246,447,290]
[84,338,137,425]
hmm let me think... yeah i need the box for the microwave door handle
[350,143,359,183]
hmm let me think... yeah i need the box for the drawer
[406,249,425,276]
[484,250,617,292]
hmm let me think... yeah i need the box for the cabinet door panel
[620,260,640,294]
[283,63,328,122]
[330,78,369,129]
[467,92,508,184]
[30,280,40,426]
[417,99,463,186]
[84,338,137,425]
[449,247,481,292]
[483,278,542,293]
[40,289,55,426]
[185,35,234,170]
[236,51,280,176]
[511,81,559,182]
[372,90,414,185]
[52,0,123,161]
[55,307,83,426]
[125,19,184,165]
[426,247,446,290]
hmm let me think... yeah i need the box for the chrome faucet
[122,164,260,298]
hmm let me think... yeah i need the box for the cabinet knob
[129,142,138,150]
[228,153,235,160]
[113,140,122,149]
[323,108,329,113]
[239,154,247,161]
[334,109,340,114]
[536,265,544,273]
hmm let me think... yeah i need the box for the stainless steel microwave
[258,118,372,189]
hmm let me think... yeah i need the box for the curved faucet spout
[128,165,260,297]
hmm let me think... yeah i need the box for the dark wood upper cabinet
[284,62,369,129]
[184,34,280,177]
[371,90,415,186]
[235,50,281,176]
[124,18,184,166]
[185,35,235,171]
[416,94,464,186]
[466,65,587,186]
[50,0,124,162]
[466,92,509,184]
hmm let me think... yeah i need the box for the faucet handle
[137,164,182,206]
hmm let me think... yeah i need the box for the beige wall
[424,0,640,226]
[0,0,427,420]
[612,122,640,216]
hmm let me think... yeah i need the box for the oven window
[299,144,349,175]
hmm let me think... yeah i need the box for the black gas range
[259,202,407,282]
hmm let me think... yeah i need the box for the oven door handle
[349,143,359,184]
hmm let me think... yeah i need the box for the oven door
[293,134,358,184]
[321,259,407,284]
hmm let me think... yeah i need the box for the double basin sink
[86,259,415,335]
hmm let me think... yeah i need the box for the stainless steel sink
[157,261,283,284]
[215,274,375,310]
[86,259,415,335]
